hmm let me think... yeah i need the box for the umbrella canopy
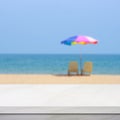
[61,35,98,74]
[61,35,98,45]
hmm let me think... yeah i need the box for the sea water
[0,54,119,74]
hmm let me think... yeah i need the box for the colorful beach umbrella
[61,35,98,74]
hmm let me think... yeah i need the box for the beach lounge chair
[81,62,93,76]
[68,61,79,75]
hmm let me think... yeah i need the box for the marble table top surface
[0,85,120,113]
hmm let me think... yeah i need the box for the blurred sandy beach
[0,74,120,84]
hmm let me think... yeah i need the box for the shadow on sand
[52,74,90,77]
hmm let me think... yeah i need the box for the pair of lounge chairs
[68,61,93,76]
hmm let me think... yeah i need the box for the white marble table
[0,85,120,113]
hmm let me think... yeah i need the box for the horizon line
[0,53,119,55]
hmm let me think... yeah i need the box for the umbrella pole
[80,48,82,75]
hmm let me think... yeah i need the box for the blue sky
[0,0,120,54]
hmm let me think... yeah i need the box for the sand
[0,74,119,84]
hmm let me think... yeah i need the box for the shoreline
[0,74,120,84]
